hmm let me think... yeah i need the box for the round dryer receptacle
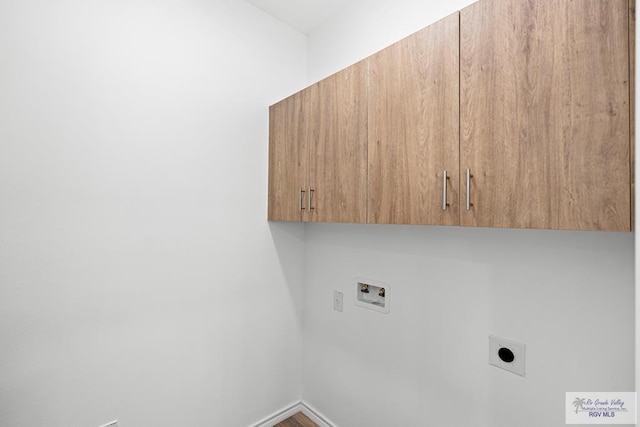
[498,347,515,363]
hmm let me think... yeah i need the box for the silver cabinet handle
[465,168,473,211]
[442,171,450,211]
[299,188,306,212]
[308,186,315,211]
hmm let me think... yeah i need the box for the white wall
[0,1,307,426]
[303,226,633,427]
[303,1,636,426]
[307,0,477,83]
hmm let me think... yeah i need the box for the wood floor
[274,412,319,427]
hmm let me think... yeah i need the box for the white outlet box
[489,335,525,377]
[333,290,343,312]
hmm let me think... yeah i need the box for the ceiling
[246,0,357,34]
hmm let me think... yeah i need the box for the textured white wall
[0,1,307,426]
[304,1,636,426]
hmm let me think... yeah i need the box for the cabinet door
[268,89,313,222]
[461,0,631,231]
[310,61,368,223]
[368,13,460,225]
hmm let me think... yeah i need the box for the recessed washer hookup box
[355,277,390,314]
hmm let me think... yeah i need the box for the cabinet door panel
[461,0,630,231]
[368,13,460,225]
[310,61,368,223]
[268,90,312,222]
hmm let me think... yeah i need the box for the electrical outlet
[489,335,525,377]
[333,290,343,312]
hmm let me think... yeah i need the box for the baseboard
[300,401,336,427]
[250,400,336,427]
[249,401,302,427]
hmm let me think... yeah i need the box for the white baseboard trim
[249,401,302,427]
[300,401,336,427]
[250,400,336,427]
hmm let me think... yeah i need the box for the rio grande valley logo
[572,397,627,418]
[566,392,636,424]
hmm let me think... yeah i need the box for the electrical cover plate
[333,290,343,312]
[489,335,526,377]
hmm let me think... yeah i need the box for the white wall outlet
[489,335,525,377]
[333,290,343,312]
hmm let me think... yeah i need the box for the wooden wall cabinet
[268,62,368,223]
[268,88,313,222]
[269,0,633,232]
[368,13,460,225]
[460,0,632,231]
